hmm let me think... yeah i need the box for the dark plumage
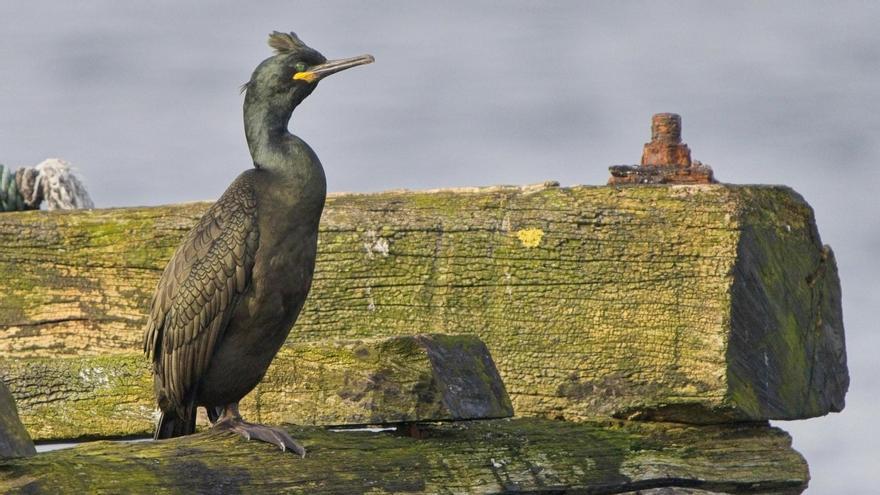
[143,31,373,455]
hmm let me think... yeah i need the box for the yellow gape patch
[293,71,317,83]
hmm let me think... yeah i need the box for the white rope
[33,159,94,211]
[0,159,94,212]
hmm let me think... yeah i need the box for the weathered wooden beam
[1,335,513,442]
[0,381,33,458]
[0,418,809,494]
[0,184,848,424]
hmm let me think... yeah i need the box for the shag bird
[143,31,373,455]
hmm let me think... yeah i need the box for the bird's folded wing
[143,173,259,410]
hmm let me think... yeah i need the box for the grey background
[1,1,877,492]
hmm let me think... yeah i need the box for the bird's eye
[294,62,308,73]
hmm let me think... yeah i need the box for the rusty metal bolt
[608,112,716,185]
[651,113,682,144]
[641,113,691,168]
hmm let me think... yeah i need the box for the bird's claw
[212,418,306,457]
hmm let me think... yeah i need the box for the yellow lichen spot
[516,228,544,248]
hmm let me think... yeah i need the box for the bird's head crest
[268,31,307,54]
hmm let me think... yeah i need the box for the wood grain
[0,418,809,494]
[0,184,848,426]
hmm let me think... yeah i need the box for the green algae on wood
[1,334,512,442]
[0,418,809,494]
[0,380,34,458]
[246,334,513,426]
[726,189,848,420]
[0,184,847,424]
[0,354,154,441]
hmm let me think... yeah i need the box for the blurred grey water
[1,2,878,492]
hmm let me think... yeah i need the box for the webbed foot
[210,403,306,457]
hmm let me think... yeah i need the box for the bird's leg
[210,403,306,457]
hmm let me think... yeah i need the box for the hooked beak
[293,54,375,83]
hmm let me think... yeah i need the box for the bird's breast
[248,172,325,326]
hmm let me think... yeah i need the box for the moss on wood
[0,380,33,458]
[1,335,512,442]
[0,184,847,424]
[0,418,808,494]
[0,354,154,441]
[245,334,513,426]
[726,189,848,419]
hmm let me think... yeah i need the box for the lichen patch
[516,228,544,248]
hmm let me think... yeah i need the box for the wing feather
[143,172,259,412]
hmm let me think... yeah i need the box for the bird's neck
[242,94,327,210]
[243,98,297,171]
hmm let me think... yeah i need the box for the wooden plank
[0,184,848,423]
[1,334,513,442]
[0,418,809,494]
[0,381,33,458]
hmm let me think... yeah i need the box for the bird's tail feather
[154,406,196,440]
